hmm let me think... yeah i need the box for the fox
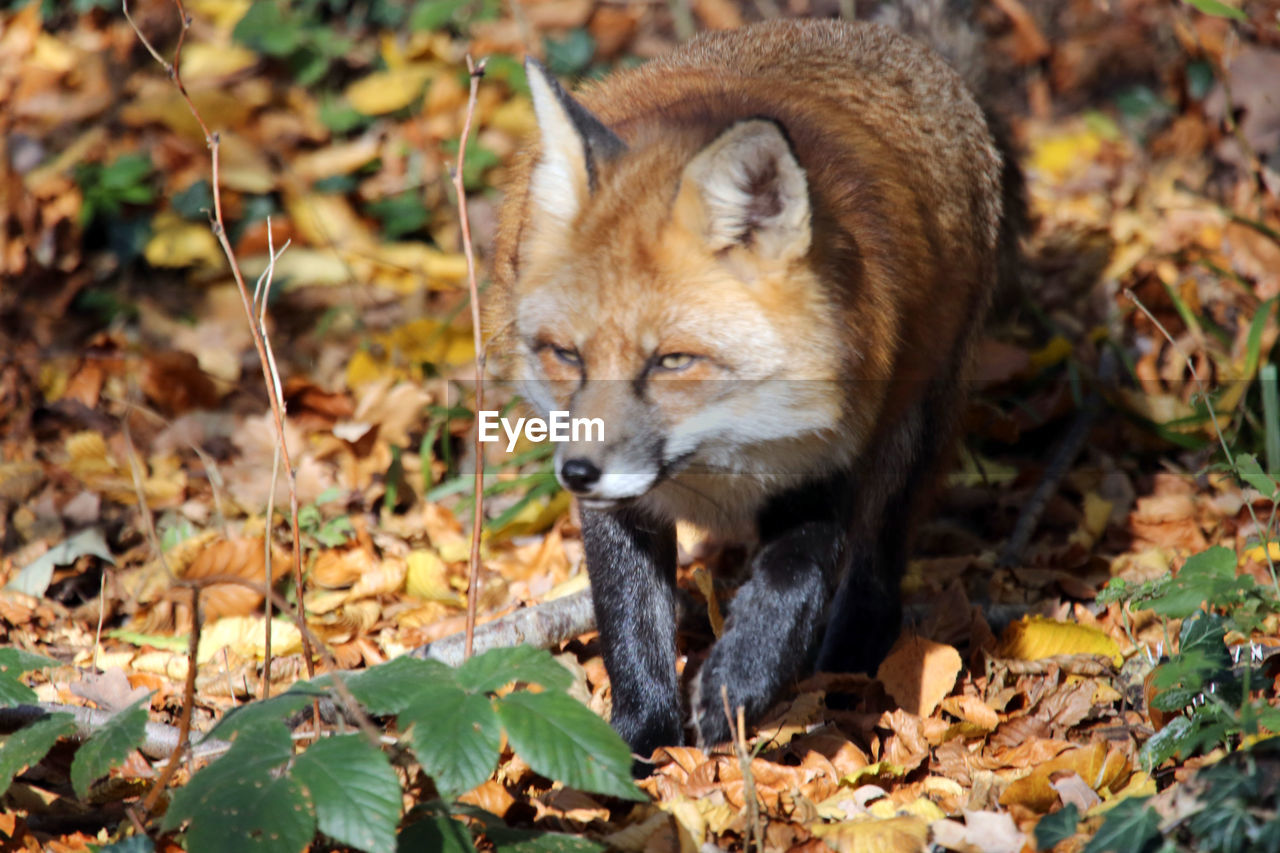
[486,17,1020,759]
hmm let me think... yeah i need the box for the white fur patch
[526,63,587,226]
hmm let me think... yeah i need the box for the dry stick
[453,55,488,661]
[137,585,202,820]
[123,0,316,682]
[721,686,763,852]
[1125,289,1280,597]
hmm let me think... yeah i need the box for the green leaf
[457,646,574,694]
[0,713,76,797]
[205,690,316,743]
[1182,0,1247,20]
[232,2,300,56]
[1034,803,1080,850]
[403,685,501,799]
[1084,797,1160,853]
[338,656,456,716]
[1145,547,1237,617]
[1138,715,1193,771]
[172,181,213,221]
[543,30,595,76]
[409,0,468,31]
[162,723,315,853]
[397,808,476,852]
[0,648,59,707]
[293,735,401,853]
[70,695,150,799]
[1235,454,1278,499]
[496,691,642,801]
[366,192,431,240]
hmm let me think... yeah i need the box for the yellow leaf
[241,248,352,289]
[216,132,276,193]
[292,137,382,184]
[1000,742,1130,812]
[364,242,468,292]
[406,549,462,604]
[145,212,222,268]
[284,192,375,249]
[841,761,909,787]
[345,65,434,115]
[1243,542,1280,563]
[186,0,253,31]
[486,490,571,543]
[809,815,929,853]
[1028,335,1073,371]
[198,616,302,663]
[179,42,259,81]
[32,33,78,73]
[998,616,1122,667]
[489,96,537,137]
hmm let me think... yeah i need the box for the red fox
[487,18,1020,759]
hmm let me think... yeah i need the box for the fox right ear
[524,58,626,229]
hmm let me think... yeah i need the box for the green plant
[232,2,357,87]
[73,154,155,227]
[297,486,356,547]
[1,645,639,852]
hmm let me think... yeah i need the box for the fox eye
[656,353,697,371]
[551,346,582,367]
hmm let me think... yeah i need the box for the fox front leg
[580,507,682,760]
[691,516,846,747]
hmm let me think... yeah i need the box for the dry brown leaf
[312,547,378,589]
[177,536,289,625]
[940,695,1000,732]
[877,633,962,717]
[458,780,515,819]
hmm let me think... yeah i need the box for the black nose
[560,458,602,492]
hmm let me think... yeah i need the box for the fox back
[486,18,1014,756]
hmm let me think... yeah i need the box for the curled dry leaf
[998,742,1130,812]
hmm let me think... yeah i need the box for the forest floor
[2,0,1280,851]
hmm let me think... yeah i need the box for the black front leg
[691,480,849,746]
[580,507,681,760]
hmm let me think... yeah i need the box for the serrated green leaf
[457,646,574,694]
[70,695,150,799]
[409,0,468,31]
[293,735,400,853]
[1235,454,1277,498]
[1034,803,1080,850]
[1182,0,1247,19]
[1084,797,1160,853]
[338,656,456,716]
[0,713,76,797]
[1146,548,1237,618]
[163,723,314,852]
[1139,715,1193,771]
[496,691,642,801]
[205,691,316,743]
[403,685,500,799]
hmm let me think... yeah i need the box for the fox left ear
[677,119,811,263]
[524,58,627,229]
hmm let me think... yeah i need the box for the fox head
[502,59,854,511]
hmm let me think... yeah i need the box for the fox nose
[560,458,602,493]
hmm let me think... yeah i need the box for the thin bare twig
[137,584,202,820]
[721,686,763,851]
[452,55,488,661]
[123,0,316,682]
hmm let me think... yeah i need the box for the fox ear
[524,58,626,228]
[677,120,811,262]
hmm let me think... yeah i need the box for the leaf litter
[2,0,1280,851]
